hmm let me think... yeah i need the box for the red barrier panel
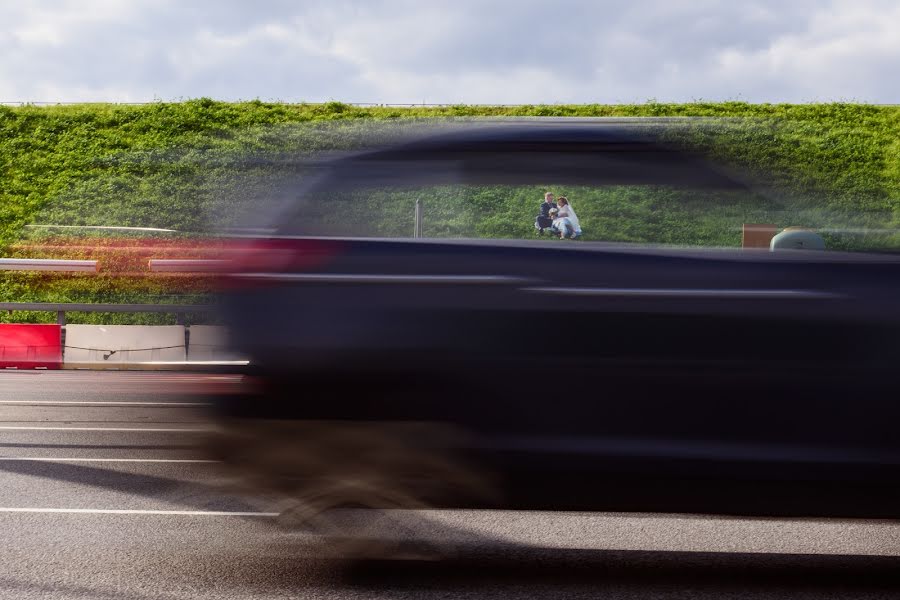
[0,324,62,369]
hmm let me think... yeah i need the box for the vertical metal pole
[414,199,423,238]
[57,311,66,363]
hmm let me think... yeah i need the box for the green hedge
[1,100,899,321]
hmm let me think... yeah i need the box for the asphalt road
[1,370,899,600]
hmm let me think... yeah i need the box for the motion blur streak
[196,119,900,556]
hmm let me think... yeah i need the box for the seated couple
[535,192,582,239]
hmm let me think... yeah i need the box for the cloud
[1,0,898,104]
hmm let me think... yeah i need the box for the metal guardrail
[147,259,230,273]
[2,257,233,273]
[24,225,178,233]
[0,302,215,325]
[0,259,98,272]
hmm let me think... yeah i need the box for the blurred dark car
[211,120,900,521]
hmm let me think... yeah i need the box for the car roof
[314,119,748,190]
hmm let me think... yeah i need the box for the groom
[535,191,557,235]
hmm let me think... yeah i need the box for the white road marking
[0,507,278,516]
[0,373,243,381]
[0,426,211,432]
[0,400,211,406]
[237,273,530,284]
[0,458,218,463]
[522,286,843,299]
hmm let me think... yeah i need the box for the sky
[1,0,898,104]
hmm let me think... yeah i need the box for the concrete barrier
[0,324,62,368]
[64,325,186,363]
[186,326,246,361]
[62,360,249,371]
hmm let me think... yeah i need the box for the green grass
[2,100,899,321]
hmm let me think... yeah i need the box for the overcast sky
[1,0,898,104]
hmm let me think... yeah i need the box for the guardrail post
[184,325,191,361]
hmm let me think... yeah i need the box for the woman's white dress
[554,204,582,236]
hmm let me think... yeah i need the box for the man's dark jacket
[536,201,558,229]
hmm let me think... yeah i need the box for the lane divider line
[0,507,278,516]
[0,426,212,432]
[235,273,530,284]
[0,401,211,406]
[521,286,843,299]
[0,458,219,463]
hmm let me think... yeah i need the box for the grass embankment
[1,100,899,322]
